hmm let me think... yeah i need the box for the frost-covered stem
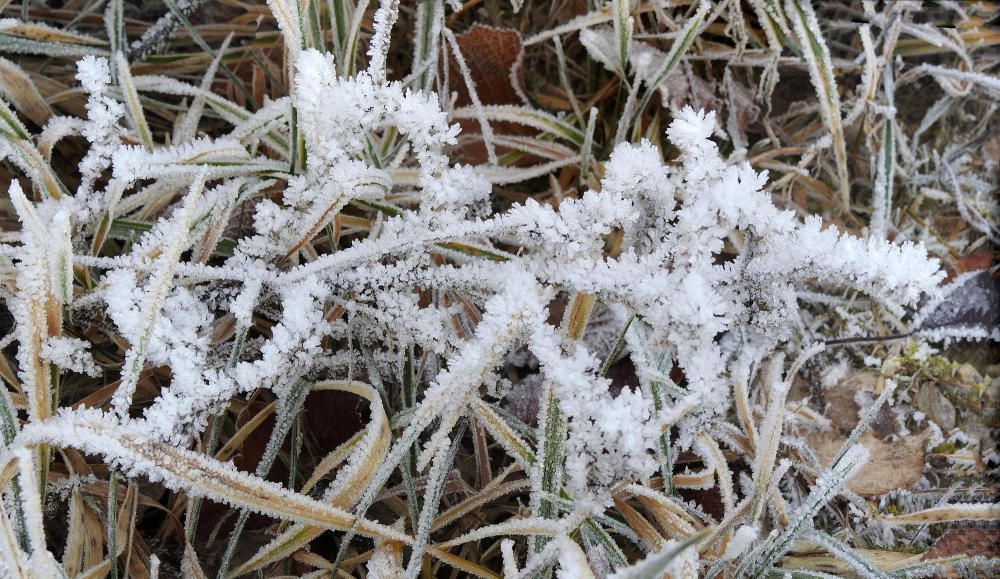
[532,291,595,554]
[404,423,466,576]
[367,0,400,86]
[631,0,712,125]
[554,37,584,122]
[111,173,206,418]
[785,0,850,208]
[175,33,233,145]
[217,378,310,578]
[332,282,532,572]
[532,385,565,558]
[739,444,869,576]
[748,345,823,525]
[9,181,61,503]
[185,320,251,544]
[13,449,56,573]
[128,0,211,60]
[649,379,675,495]
[412,0,443,91]
[583,519,629,571]
[579,107,598,185]
[0,384,28,552]
[870,61,896,240]
[107,472,120,579]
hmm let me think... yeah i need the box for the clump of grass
[0,1,998,578]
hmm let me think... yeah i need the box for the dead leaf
[808,431,928,495]
[446,25,536,164]
[914,381,957,431]
[448,24,527,107]
[923,525,1000,560]
[822,371,901,439]
[914,270,1000,339]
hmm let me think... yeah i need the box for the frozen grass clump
[0,0,997,577]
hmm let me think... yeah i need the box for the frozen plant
[0,1,992,577]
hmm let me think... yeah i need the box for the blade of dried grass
[229,379,391,577]
[784,0,849,209]
[63,488,86,575]
[614,496,664,550]
[217,378,311,577]
[114,52,153,151]
[878,503,1000,524]
[6,415,413,545]
[1,98,67,199]
[803,530,890,579]
[470,398,535,469]
[0,57,52,127]
[431,477,530,533]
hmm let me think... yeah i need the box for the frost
[73,56,125,219]
[913,270,999,342]
[723,524,760,560]
[40,337,99,377]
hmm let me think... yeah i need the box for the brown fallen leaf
[821,371,900,440]
[808,431,928,496]
[446,24,534,165]
[923,525,1000,560]
[448,24,527,107]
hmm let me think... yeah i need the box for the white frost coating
[73,56,125,220]
[40,337,99,377]
[723,524,759,560]
[555,534,596,579]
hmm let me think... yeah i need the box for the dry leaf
[808,431,928,496]
[923,525,1000,560]
[448,24,527,107]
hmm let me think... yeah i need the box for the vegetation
[0,1,997,577]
